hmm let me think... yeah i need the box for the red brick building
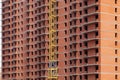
[2,0,120,80]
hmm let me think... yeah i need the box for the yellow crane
[48,0,58,80]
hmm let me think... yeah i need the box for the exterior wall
[100,0,120,80]
[56,1,70,80]
[2,0,49,80]
[2,0,120,80]
[2,0,29,79]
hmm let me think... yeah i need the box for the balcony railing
[83,2,99,9]
[84,53,99,59]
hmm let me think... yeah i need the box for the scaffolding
[48,0,58,80]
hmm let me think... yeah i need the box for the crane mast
[48,0,58,80]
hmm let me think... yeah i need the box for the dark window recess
[79,11,82,15]
[79,35,82,39]
[64,46,67,49]
[84,59,88,63]
[84,26,88,30]
[65,30,67,34]
[115,58,118,62]
[115,33,117,37]
[64,0,67,3]
[79,59,82,63]
[95,32,98,36]
[115,8,117,12]
[115,75,118,79]
[84,10,88,14]
[84,18,88,22]
[96,49,99,53]
[95,40,98,44]
[95,23,98,28]
[96,6,98,10]
[95,0,98,2]
[95,15,98,19]
[84,75,88,79]
[115,16,117,21]
[115,66,118,71]
[79,51,82,55]
[65,15,67,19]
[79,27,82,31]
[80,67,82,71]
[115,41,117,46]
[80,43,82,47]
[84,34,88,38]
[84,1,88,6]
[115,0,117,4]
[64,38,67,42]
[80,76,82,79]
[64,7,67,11]
[84,50,88,55]
[115,49,117,54]
[65,77,67,80]
[84,42,88,47]
[96,66,99,70]
[79,19,82,23]
[115,24,117,29]
[96,57,98,62]
[79,3,82,7]
[84,67,88,71]
[96,74,99,78]
[65,23,67,26]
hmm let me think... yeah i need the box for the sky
[0,0,2,71]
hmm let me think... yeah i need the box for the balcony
[84,62,98,67]
[2,4,10,9]
[83,2,99,9]
[69,57,78,60]
[83,12,98,18]
[69,40,77,45]
[70,17,78,21]
[40,75,47,78]
[83,45,99,50]
[36,4,48,9]
[70,1,79,5]
[70,9,80,13]
[83,37,99,42]
[70,25,80,29]
[35,11,48,16]
[84,53,99,59]
[83,71,99,75]
[83,28,98,34]
[70,32,77,37]
[69,48,77,52]
[83,20,99,26]
[2,22,11,27]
